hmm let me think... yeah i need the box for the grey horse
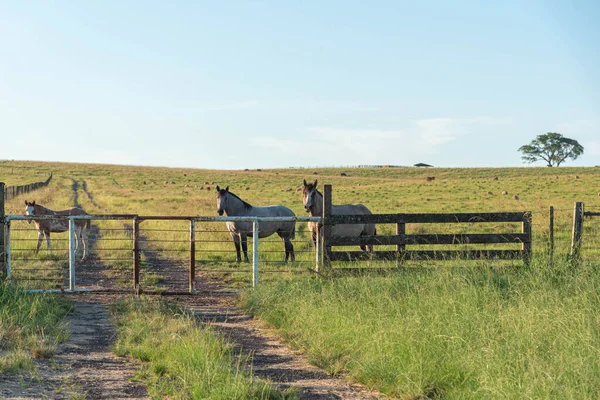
[216,186,296,262]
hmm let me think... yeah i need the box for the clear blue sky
[1,1,598,169]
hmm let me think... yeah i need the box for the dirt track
[1,283,383,400]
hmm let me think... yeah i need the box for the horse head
[215,185,230,216]
[302,179,318,213]
[24,200,37,224]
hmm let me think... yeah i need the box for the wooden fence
[321,184,532,267]
[3,173,53,201]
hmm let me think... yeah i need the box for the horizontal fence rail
[326,212,529,224]
[321,184,532,267]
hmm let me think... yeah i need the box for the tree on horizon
[518,133,584,167]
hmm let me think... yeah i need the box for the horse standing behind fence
[24,201,90,260]
[215,186,296,262]
[302,179,376,252]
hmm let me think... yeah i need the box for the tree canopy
[518,133,584,167]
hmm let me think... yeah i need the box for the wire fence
[3,173,52,201]
[581,207,600,264]
[5,216,319,292]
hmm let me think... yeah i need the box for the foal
[24,201,90,260]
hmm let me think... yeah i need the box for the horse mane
[227,191,253,210]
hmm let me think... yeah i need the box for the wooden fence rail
[321,184,532,267]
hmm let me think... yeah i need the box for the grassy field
[243,258,600,398]
[2,159,600,398]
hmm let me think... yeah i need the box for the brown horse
[24,201,90,260]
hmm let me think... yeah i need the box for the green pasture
[2,160,600,398]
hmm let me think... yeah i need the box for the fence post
[133,216,140,293]
[396,222,406,268]
[0,182,5,278]
[252,219,259,287]
[522,211,532,266]
[323,184,333,270]
[189,219,196,293]
[570,202,584,262]
[549,206,554,267]
[69,217,76,291]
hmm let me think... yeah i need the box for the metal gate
[4,214,321,293]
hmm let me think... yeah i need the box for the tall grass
[0,283,72,372]
[242,258,600,399]
[111,296,295,399]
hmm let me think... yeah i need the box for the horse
[24,201,90,260]
[215,186,296,263]
[302,179,376,252]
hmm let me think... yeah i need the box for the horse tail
[291,223,296,240]
[86,219,91,230]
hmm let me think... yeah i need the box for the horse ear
[313,180,318,188]
[225,186,229,192]
[303,179,307,187]
[216,185,220,191]
[32,201,36,206]
[25,200,28,205]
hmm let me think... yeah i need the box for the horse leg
[45,232,51,252]
[35,231,44,254]
[284,238,295,262]
[241,233,250,263]
[74,226,81,258]
[81,226,88,260]
[232,235,242,263]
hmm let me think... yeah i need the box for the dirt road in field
[0,295,148,400]
[177,279,384,400]
[1,284,383,400]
